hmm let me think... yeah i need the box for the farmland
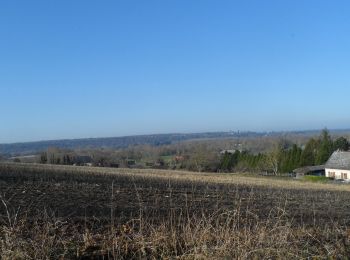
[1,163,350,259]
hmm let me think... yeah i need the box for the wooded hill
[1,129,349,156]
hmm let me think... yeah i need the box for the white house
[220,149,237,155]
[325,151,350,180]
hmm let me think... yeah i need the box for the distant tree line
[34,129,349,174]
[39,147,93,166]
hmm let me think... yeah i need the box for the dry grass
[1,202,350,259]
[1,162,350,259]
[1,162,348,192]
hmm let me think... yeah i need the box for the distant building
[220,150,237,155]
[174,155,185,162]
[293,165,325,178]
[325,151,350,180]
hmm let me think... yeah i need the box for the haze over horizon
[1,1,350,143]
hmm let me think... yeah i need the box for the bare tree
[265,143,282,175]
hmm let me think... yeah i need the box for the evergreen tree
[278,144,302,173]
[300,138,319,166]
[333,137,349,151]
[290,144,302,171]
[220,151,240,171]
[315,129,333,165]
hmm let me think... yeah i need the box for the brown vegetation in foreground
[1,163,350,259]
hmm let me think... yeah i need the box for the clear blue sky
[1,1,350,143]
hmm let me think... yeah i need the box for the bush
[302,175,330,183]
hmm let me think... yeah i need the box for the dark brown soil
[1,166,349,228]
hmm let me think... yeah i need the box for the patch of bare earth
[1,163,350,259]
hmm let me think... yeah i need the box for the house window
[343,173,348,179]
[328,171,335,178]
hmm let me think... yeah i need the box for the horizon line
[1,127,349,146]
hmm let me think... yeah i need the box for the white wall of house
[325,168,350,179]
